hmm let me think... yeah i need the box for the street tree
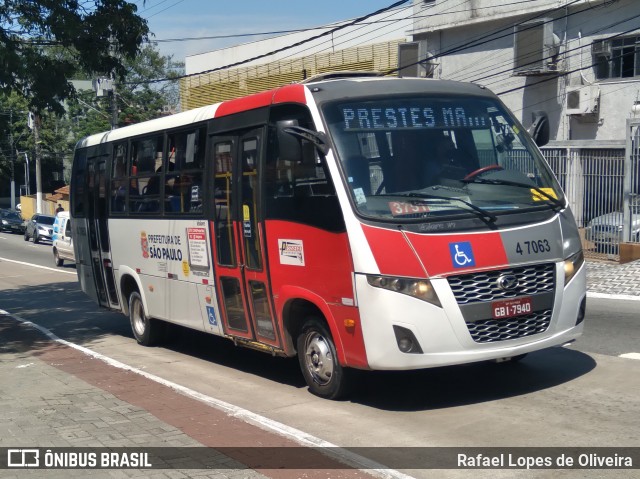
[0,0,149,115]
[68,44,184,138]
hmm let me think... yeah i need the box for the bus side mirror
[277,120,303,163]
[276,120,330,163]
[529,111,549,147]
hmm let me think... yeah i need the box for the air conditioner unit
[398,41,435,78]
[513,19,562,75]
[566,86,600,115]
[591,39,612,57]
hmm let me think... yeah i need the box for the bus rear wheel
[297,318,350,400]
[128,291,163,346]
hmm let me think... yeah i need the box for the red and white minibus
[70,74,586,399]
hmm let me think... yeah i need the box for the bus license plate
[492,297,532,319]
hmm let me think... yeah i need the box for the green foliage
[67,45,184,136]
[0,2,184,200]
[0,0,149,115]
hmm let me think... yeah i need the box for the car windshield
[2,211,21,220]
[37,216,55,225]
[322,95,564,222]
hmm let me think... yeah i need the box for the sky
[133,0,403,62]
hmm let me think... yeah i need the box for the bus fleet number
[515,239,550,256]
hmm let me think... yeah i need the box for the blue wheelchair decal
[449,242,476,268]
[206,306,217,326]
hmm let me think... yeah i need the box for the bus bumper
[354,262,586,370]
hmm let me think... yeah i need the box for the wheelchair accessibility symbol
[449,242,476,268]
[206,306,217,326]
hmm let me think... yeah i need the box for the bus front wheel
[128,291,162,346]
[297,318,350,400]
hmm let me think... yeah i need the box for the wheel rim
[131,297,146,337]
[303,331,335,386]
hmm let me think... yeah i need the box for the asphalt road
[1,230,639,478]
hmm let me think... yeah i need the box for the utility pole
[92,77,117,129]
[33,111,43,214]
[8,110,16,210]
[110,79,118,130]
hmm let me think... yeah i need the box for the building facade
[409,0,640,143]
[181,7,413,109]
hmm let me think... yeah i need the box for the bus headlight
[366,275,441,307]
[564,250,584,285]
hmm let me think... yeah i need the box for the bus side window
[165,128,205,214]
[265,106,344,232]
[110,142,128,213]
[213,140,235,266]
[129,135,163,214]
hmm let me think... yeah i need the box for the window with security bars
[594,36,640,80]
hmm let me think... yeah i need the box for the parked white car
[585,204,640,252]
[52,211,76,266]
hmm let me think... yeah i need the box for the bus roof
[303,76,496,105]
[76,76,496,149]
[76,83,308,148]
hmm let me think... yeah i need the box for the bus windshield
[322,95,564,222]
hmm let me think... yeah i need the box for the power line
[129,0,410,84]
[446,0,628,83]
[496,35,640,96]
[383,0,587,76]
[469,14,640,87]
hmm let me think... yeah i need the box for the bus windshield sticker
[389,201,430,216]
[278,239,305,266]
[449,241,476,268]
[354,188,366,205]
[531,188,558,201]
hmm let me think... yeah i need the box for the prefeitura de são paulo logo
[140,231,149,258]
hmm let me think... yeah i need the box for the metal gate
[542,122,640,262]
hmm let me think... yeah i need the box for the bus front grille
[465,309,552,343]
[447,263,555,304]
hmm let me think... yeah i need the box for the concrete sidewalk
[0,315,376,479]
[586,259,640,298]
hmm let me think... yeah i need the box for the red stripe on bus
[272,84,307,105]
[265,220,368,368]
[406,231,508,277]
[360,225,425,278]
[214,90,274,117]
[214,85,306,118]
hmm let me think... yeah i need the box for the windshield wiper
[461,177,565,211]
[403,192,498,224]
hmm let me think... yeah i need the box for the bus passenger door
[86,156,120,309]
[210,129,281,349]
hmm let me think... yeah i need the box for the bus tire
[128,291,162,346]
[297,318,350,400]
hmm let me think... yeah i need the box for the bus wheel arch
[119,274,140,317]
[283,299,351,399]
[119,274,163,346]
